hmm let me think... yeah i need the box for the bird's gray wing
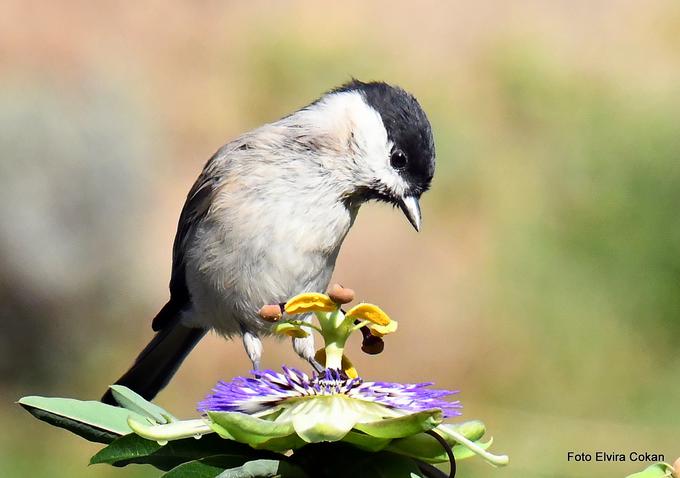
[152,150,225,330]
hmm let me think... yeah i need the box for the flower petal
[200,368,460,419]
[345,303,391,326]
[284,293,337,315]
[368,320,398,337]
[207,411,294,445]
[353,409,442,439]
[290,396,359,442]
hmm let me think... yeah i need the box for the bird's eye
[390,149,407,169]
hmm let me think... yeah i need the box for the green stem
[351,320,371,332]
[285,320,323,333]
[437,425,509,466]
[128,417,213,443]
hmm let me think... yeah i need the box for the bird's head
[296,80,435,231]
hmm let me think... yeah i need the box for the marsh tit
[102,80,435,403]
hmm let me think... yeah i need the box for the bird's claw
[309,357,325,374]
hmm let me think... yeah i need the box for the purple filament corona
[198,367,462,418]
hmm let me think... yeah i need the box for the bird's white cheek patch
[347,94,391,165]
[344,94,411,196]
[302,90,409,196]
[309,91,390,163]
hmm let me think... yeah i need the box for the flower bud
[361,335,384,355]
[327,283,355,304]
[258,304,282,322]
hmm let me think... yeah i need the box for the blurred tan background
[2,1,679,476]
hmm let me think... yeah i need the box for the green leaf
[217,459,308,478]
[340,430,392,452]
[351,452,425,478]
[162,455,252,478]
[353,410,442,439]
[330,451,425,478]
[91,433,266,471]
[109,385,176,424]
[626,463,674,478]
[18,396,144,443]
[208,412,295,445]
[290,443,424,478]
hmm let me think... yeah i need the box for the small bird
[102,80,435,403]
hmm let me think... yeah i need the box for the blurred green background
[1,1,679,477]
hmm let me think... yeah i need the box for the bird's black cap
[331,80,436,197]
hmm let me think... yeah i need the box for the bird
[101,80,436,404]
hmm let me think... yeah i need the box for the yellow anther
[274,322,309,338]
[344,363,359,379]
[345,303,391,326]
[368,320,398,337]
[284,292,337,315]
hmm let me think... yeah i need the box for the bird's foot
[309,357,325,374]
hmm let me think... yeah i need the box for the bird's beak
[398,195,422,232]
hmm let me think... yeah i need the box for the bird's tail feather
[101,321,206,404]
